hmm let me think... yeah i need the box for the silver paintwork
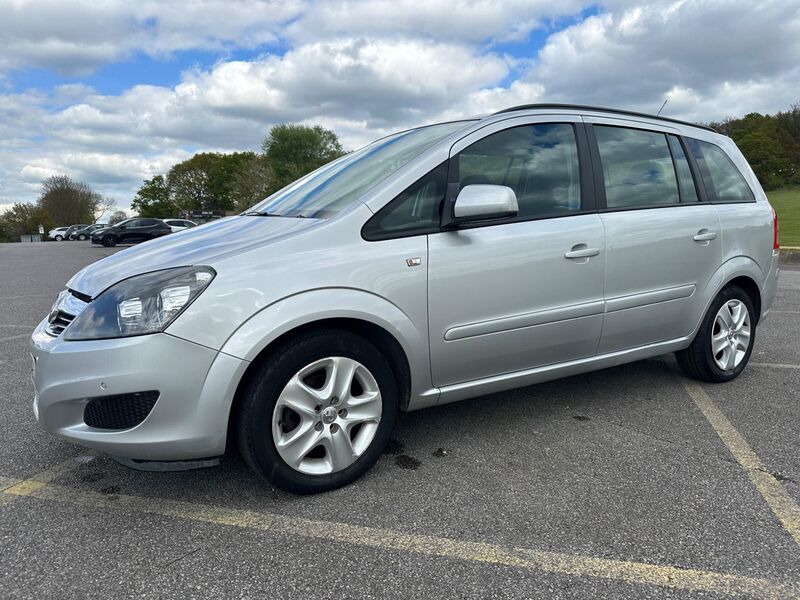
[453,184,518,219]
[712,299,751,370]
[31,106,780,462]
[272,356,382,475]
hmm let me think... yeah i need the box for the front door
[427,117,606,388]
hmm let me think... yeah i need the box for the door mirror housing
[452,184,518,222]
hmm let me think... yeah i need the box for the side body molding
[219,287,435,406]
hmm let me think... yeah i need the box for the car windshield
[246,121,470,219]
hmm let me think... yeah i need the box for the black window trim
[683,137,756,205]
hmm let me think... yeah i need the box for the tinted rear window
[686,138,754,202]
[595,126,680,208]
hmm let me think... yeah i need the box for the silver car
[31,104,781,493]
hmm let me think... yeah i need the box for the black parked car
[90,218,172,247]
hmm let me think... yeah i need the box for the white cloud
[0,0,304,75]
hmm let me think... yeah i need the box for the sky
[1,0,799,215]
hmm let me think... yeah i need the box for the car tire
[78,234,87,241]
[237,329,399,494]
[675,285,756,383]
[54,235,63,241]
[102,235,117,247]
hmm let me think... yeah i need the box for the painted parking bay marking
[683,380,800,547]
[0,477,798,598]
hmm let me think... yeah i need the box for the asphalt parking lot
[1,242,799,599]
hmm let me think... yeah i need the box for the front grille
[83,391,160,430]
[45,289,89,337]
[45,310,75,336]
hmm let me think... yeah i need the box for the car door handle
[564,245,600,259]
[693,230,717,242]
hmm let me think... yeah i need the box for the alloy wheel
[272,356,382,475]
[711,299,751,370]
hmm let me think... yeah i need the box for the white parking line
[0,333,31,343]
[683,381,800,548]
[750,362,800,370]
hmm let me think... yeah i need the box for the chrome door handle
[693,230,717,242]
[564,246,600,259]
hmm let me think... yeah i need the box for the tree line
[131,124,345,217]
[0,175,125,242]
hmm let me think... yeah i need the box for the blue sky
[1,0,798,213]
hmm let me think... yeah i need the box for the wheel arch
[719,256,764,324]
[222,289,429,451]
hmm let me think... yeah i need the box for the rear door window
[594,126,680,208]
[685,138,754,202]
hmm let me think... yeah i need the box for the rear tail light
[772,205,780,250]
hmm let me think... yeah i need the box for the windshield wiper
[241,211,309,218]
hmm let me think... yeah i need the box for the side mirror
[453,184,518,222]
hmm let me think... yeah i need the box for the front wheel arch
[226,317,411,456]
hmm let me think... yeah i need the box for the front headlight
[64,266,215,341]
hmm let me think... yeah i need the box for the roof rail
[493,103,717,133]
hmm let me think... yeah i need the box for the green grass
[767,186,800,248]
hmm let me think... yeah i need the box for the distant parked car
[63,224,90,241]
[162,219,197,233]
[48,227,69,241]
[70,224,106,240]
[90,217,172,247]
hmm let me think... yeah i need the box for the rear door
[585,119,722,353]
[427,116,606,387]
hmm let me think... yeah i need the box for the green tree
[731,113,792,189]
[37,175,100,225]
[262,124,345,191]
[0,202,53,239]
[167,153,227,212]
[131,175,174,218]
[229,152,272,210]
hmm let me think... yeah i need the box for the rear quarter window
[685,138,754,202]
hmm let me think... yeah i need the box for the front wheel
[237,330,399,494]
[77,234,87,241]
[676,285,756,383]
[102,235,117,247]
[54,235,63,241]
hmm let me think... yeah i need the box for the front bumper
[30,319,248,460]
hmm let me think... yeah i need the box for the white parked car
[48,227,69,241]
[162,219,197,232]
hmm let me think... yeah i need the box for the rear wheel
[102,235,117,247]
[237,330,399,494]
[676,285,756,383]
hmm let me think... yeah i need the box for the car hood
[67,215,321,297]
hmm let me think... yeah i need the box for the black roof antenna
[656,98,668,117]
